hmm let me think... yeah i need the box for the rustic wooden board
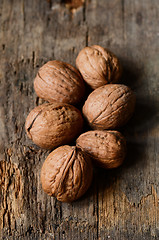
[0,0,159,239]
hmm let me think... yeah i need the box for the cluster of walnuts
[25,45,136,202]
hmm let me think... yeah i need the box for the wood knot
[62,0,85,12]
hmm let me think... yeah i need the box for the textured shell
[34,60,85,105]
[76,45,122,89]
[41,145,93,202]
[25,103,83,149]
[83,84,136,130]
[76,130,126,169]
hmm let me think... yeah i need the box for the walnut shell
[41,145,93,202]
[83,84,136,130]
[25,103,83,149]
[76,130,126,169]
[76,45,122,89]
[34,60,85,105]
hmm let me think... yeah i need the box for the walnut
[34,60,85,105]
[83,84,136,130]
[76,130,126,169]
[41,145,93,202]
[25,103,83,149]
[76,45,122,89]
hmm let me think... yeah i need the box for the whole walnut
[83,84,136,130]
[34,60,85,105]
[41,145,93,202]
[25,103,83,149]
[76,45,122,89]
[76,130,126,169]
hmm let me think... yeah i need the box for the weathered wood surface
[0,0,159,239]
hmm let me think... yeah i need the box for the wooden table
[0,0,159,239]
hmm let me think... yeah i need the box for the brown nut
[76,45,122,89]
[83,84,136,130]
[76,130,126,169]
[41,145,93,202]
[34,60,85,105]
[25,103,83,149]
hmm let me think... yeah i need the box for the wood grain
[0,0,159,239]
